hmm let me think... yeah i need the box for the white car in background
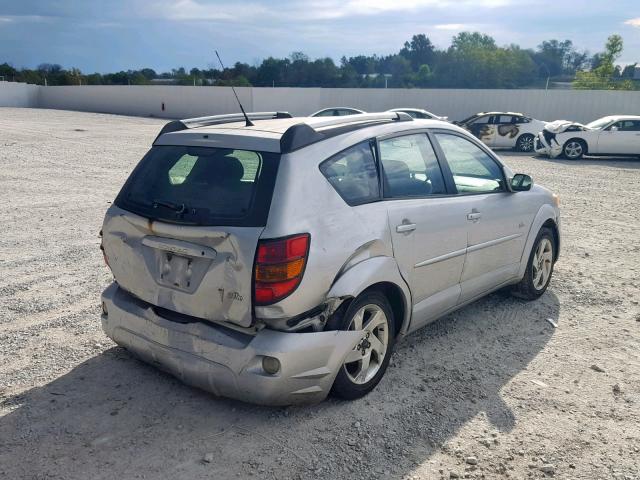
[310,107,366,117]
[455,112,547,152]
[534,115,640,159]
[387,108,448,121]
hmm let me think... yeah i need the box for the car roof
[311,107,365,114]
[155,115,463,153]
[594,115,640,122]
[388,108,426,113]
[476,111,525,116]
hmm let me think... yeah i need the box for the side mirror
[609,125,619,132]
[511,173,532,192]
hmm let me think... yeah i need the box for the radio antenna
[215,50,253,127]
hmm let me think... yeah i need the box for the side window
[319,141,380,205]
[497,115,513,124]
[434,133,505,194]
[472,115,490,124]
[378,134,446,198]
[615,120,640,131]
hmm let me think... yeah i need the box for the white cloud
[146,0,516,23]
[434,23,467,30]
[0,15,51,24]
[624,17,640,27]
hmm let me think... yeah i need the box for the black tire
[511,227,555,300]
[563,139,586,160]
[328,291,395,400]
[516,133,535,152]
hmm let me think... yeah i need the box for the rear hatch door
[102,145,279,328]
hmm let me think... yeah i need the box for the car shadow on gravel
[0,290,560,480]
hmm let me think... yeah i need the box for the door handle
[467,212,482,221]
[396,223,417,233]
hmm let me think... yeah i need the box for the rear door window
[319,141,380,205]
[115,146,279,226]
[379,134,446,197]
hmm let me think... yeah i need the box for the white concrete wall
[0,82,40,107]
[38,85,253,119]
[6,84,640,123]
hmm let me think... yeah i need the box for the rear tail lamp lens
[254,234,310,305]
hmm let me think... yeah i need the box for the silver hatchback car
[100,111,560,405]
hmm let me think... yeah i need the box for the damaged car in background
[454,112,547,152]
[534,115,640,160]
[99,111,561,406]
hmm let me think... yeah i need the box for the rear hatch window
[115,146,280,227]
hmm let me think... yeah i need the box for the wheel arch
[541,218,560,262]
[325,256,412,337]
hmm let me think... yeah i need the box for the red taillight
[254,234,310,306]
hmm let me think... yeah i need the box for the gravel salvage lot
[1,108,639,480]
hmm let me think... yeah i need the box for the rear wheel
[563,139,586,159]
[328,291,395,400]
[512,227,555,300]
[516,133,535,152]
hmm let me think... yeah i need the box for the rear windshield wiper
[152,199,187,214]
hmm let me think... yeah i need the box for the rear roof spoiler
[280,112,413,153]
[153,111,293,143]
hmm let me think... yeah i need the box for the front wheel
[563,139,586,160]
[516,133,535,152]
[512,227,555,300]
[328,291,395,400]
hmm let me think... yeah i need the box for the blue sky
[0,0,638,72]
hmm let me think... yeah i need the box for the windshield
[585,118,613,130]
[115,146,279,226]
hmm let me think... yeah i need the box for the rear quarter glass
[115,146,280,227]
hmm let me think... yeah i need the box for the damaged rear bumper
[101,283,362,405]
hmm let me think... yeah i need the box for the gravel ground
[0,108,639,480]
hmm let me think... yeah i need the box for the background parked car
[534,115,640,159]
[387,108,448,121]
[310,107,365,117]
[455,112,546,152]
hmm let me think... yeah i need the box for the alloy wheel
[532,238,553,290]
[564,141,583,159]
[342,304,389,385]
[519,135,534,152]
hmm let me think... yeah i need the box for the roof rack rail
[154,111,293,142]
[281,111,412,153]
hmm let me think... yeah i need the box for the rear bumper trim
[101,283,362,405]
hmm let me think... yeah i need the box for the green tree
[574,34,634,90]
[400,34,436,70]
